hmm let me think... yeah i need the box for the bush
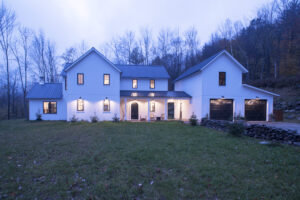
[189,113,198,126]
[112,114,120,122]
[36,111,42,121]
[70,115,78,122]
[227,122,245,136]
[90,115,99,123]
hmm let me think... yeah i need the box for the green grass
[0,120,299,199]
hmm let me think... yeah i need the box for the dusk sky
[7,0,272,54]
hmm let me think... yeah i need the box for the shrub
[90,115,99,123]
[70,115,78,122]
[227,122,245,136]
[112,114,120,122]
[36,111,42,121]
[189,113,198,126]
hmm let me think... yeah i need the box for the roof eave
[243,84,280,96]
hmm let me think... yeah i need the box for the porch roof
[120,90,191,98]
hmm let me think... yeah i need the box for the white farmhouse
[26,48,278,122]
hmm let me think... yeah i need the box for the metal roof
[116,65,170,79]
[243,84,280,96]
[26,83,63,99]
[173,50,248,82]
[120,90,191,98]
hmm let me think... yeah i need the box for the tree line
[0,0,299,120]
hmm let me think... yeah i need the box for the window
[150,80,155,89]
[132,79,138,88]
[150,101,155,112]
[219,72,226,86]
[65,76,67,90]
[77,98,84,111]
[104,74,110,85]
[103,98,110,111]
[77,73,84,85]
[43,101,57,114]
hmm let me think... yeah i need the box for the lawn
[0,120,299,199]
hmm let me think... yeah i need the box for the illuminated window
[150,101,155,112]
[104,74,110,85]
[77,98,84,111]
[103,98,110,111]
[43,101,57,114]
[131,92,138,97]
[132,79,138,88]
[219,72,226,86]
[150,79,155,89]
[77,73,84,85]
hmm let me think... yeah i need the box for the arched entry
[131,102,139,120]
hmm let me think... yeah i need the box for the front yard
[0,120,299,199]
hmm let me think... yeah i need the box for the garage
[245,99,267,121]
[210,99,233,120]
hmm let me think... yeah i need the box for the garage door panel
[210,99,233,120]
[245,100,266,121]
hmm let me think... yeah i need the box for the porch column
[164,99,168,120]
[147,99,150,121]
[124,98,127,121]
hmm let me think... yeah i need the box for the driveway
[247,121,300,134]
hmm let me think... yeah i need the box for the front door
[131,103,138,120]
[168,102,174,119]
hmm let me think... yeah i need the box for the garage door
[210,99,233,120]
[245,99,267,121]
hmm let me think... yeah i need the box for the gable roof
[26,83,63,99]
[243,84,280,96]
[116,65,170,79]
[173,50,248,82]
[61,47,121,77]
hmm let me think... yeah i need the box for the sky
[6,0,272,55]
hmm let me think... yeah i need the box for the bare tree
[140,28,152,65]
[46,40,58,82]
[0,3,16,119]
[121,31,135,64]
[219,19,234,54]
[11,27,32,118]
[31,30,47,81]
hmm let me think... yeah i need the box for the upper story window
[219,72,226,86]
[132,79,138,89]
[43,101,57,114]
[150,80,155,89]
[65,76,67,90]
[104,74,110,85]
[77,73,84,85]
[77,98,84,111]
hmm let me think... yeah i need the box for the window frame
[77,99,84,111]
[103,74,110,85]
[103,99,110,112]
[150,79,155,89]
[43,101,57,114]
[132,79,138,89]
[219,72,226,86]
[77,73,84,85]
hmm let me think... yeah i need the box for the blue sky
[6,0,272,54]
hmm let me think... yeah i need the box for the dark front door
[168,102,174,119]
[210,99,233,120]
[245,100,267,121]
[131,103,138,120]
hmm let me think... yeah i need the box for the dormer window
[132,79,138,89]
[104,74,110,85]
[77,73,84,85]
[150,80,155,89]
[219,72,226,86]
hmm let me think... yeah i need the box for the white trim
[200,50,248,73]
[243,84,280,96]
[64,47,121,73]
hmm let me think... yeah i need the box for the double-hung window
[219,72,226,86]
[77,73,84,85]
[43,101,57,114]
[104,74,110,85]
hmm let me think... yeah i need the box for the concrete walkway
[247,121,300,134]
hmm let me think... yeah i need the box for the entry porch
[120,90,191,121]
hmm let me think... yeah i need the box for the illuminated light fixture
[149,92,155,97]
[131,92,138,97]
[103,97,110,111]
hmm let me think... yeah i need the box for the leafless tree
[0,3,16,119]
[31,30,47,81]
[140,28,152,65]
[46,40,58,82]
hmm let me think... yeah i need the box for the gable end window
[77,98,84,111]
[150,80,155,89]
[77,73,84,85]
[43,101,57,114]
[219,72,226,86]
[132,79,138,89]
[104,74,110,85]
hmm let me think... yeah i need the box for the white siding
[120,78,168,91]
[29,99,66,120]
